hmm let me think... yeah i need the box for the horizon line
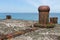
[0,12,60,13]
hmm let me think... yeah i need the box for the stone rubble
[0,19,35,35]
[0,19,60,40]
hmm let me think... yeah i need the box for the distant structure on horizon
[6,15,11,19]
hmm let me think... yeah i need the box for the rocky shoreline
[0,19,60,40]
[10,24,60,40]
[0,19,36,34]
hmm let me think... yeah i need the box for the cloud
[26,0,40,8]
[25,0,60,13]
[0,0,60,13]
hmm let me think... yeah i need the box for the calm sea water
[0,13,60,24]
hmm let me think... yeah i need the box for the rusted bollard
[38,6,50,24]
[0,37,3,40]
[6,33,13,39]
[6,15,11,19]
[6,31,25,39]
[50,17,58,24]
[0,34,6,40]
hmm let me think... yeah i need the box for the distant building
[38,6,50,24]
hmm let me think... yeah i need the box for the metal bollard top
[38,6,50,12]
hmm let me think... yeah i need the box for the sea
[0,13,60,24]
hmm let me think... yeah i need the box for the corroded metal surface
[6,15,11,19]
[38,6,50,24]
[50,17,58,24]
[38,6,50,12]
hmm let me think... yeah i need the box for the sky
[0,0,60,13]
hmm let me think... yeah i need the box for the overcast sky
[0,0,60,13]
